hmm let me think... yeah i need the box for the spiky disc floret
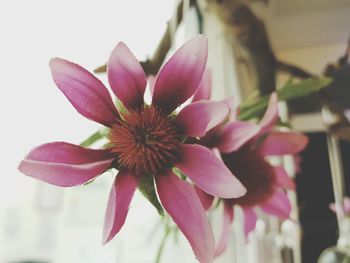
[109,106,180,175]
[222,144,276,207]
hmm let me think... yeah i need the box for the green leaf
[80,128,109,147]
[138,174,164,216]
[238,77,332,121]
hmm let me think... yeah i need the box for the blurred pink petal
[257,93,279,136]
[49,58,119,126]
[274,166,295,190]
[107,42,147,109]
[345,198,350,214]
[176,101,229,137]
[192,69,212,102]
[152,36,208,113]
[156,170,215,263]
[330,197,350,215]
[18,142,114,187]
[261,190,291,219]
[175,144,246,198]
[243,208,257,236]
[222,96,237,121]
[194,185,214,210]
[103,171,138,244]
[216,121,260,153]
[214,202,234,257]
[259,131,309,156]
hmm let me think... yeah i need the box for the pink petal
[330,197,350,215]
[257,93,279,136]
[274,166,295,190]
[50,58,119,126]
[102,171,138,244]
[152,36,208,113]
[216,121,260,153]
[222,96,237,121]
[18,142,114,187]
[212,147,222,160]
[192,69,212,102]
[175,144,246,198]
[107,42,147,109]
[261,190,291,219]
[155,170,215,263]
[175,101,229,137]
[243,208,257,236]
[345,197,350,214]
[214,202,234,257]
[194,185,214,210]
[259,131,309,156]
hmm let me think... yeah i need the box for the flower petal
[329,197,350,215]
[223,96,238,121]
[18,142,114,187]
[192,69,212,102]
[194,185,214,210]
[259,131,309,156]
[155,170,215,263]
[152,36,208,113]
[216,121,260,153]
[243,208,257,236]
[261,190,291,219]
[175,144,246,198]
[274,166,295,190]
[345,197,350,214]
[214,202,234,257]
[107,42,147,109]
[102,171,138,244]
[175,101,229,137]
[50,58,119,126]
[257,93,278,136]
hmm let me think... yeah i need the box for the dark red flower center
[222,144,276,207]
[109,106,181,175]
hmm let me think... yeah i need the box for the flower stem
[155,226,171,263]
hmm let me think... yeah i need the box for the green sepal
[172,167,187,180]
[115,99,129,116]
[80,128,110,147]
[138,174,164,216]
[238,77,332,121]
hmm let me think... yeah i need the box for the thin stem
[155,226,171,263]
[323,107,346,241]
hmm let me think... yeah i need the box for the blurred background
[1,0,350,262]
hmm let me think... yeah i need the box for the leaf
[138,174,164,216]
[238,77,332,121]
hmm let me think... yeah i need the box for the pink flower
[330,197,350,216]
[195,90,308,257]
[18,36,247,263]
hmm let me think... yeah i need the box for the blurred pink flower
[18,36,247,263]
[196,91,308,257]
[330,197,350,216]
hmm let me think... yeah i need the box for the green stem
[155,227,171,263]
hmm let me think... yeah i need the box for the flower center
[222,144,276,207]
[109,106,180,175]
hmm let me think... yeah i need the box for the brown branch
[277,61,315,79]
